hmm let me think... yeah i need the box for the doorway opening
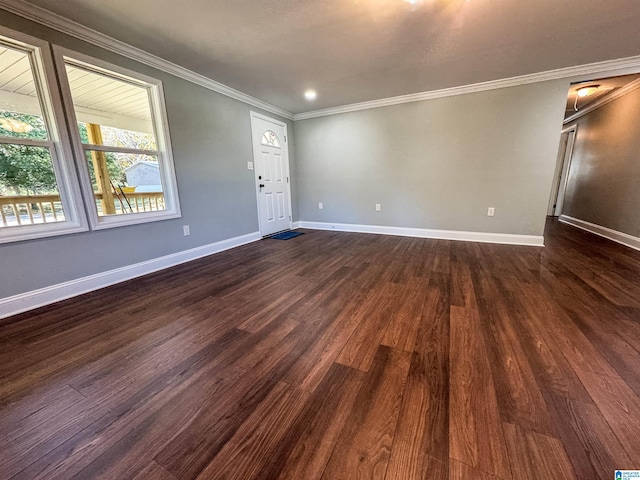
[546,72,640,250]
[547,126,576,217]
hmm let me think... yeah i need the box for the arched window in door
[261,130,281,148]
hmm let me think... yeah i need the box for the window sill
[0,221,89,245]
[89,209,182,230]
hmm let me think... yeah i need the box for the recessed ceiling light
[304,90,317,101]
[577,85,599,97]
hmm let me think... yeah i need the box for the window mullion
[81,144,159,156]
[0,137,54,148]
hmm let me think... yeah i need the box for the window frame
[0,27,87,244]
[52,46,181,230]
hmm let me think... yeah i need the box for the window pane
[78,123,157,151]
[84,150,165,216]
[261,130,281,148]
[0,45,48,141]
[0,144,65,227]
[65,65,156,150]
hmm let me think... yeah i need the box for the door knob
[259,184,265,188]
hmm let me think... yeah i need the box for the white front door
[250,112,292,236]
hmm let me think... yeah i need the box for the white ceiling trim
[294,55,640,121]
[0,0,295,120]
[563,77,640,125]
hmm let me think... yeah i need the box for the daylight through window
[58,49,180,229]
[0,30,180,242]
[261,130,281,148]
[63,61,171,220]
[0,44,63,227]
[0,32,86,243]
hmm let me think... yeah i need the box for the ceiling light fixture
[576,85,599,97]
[573,84,600,111]
[304,90,317,101]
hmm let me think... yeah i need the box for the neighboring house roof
[124,161,159,172]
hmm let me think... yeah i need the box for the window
[54,48,180,229]
[0,30,86,243]
[0,29,180,243]
[261,130,281,148]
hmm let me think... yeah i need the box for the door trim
[553,125,577,217]
[249,111,293,236]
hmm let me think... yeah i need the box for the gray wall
[563,88,640,237]
[295,81,568,236]
[0,10,295,298]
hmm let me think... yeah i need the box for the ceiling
[64,65,153,132]
[0,44,153,132]
[17,0,640,114]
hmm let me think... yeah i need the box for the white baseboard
[0,231,261,320]
[559,215,640,252]
[296,221,544,247]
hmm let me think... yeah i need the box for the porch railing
[0,192,165,227]
[96,191,166,215]
[0,194,64,227]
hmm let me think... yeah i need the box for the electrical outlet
[247,162,254,170]
[319,202,323,210]
[487,207,495,217]
[183,225,191,236]
[376,204,381,212]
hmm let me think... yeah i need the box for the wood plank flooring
[1,218,640,479]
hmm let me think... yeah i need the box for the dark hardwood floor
[1,218,640,479]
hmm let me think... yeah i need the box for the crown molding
[294,55,640,121]
[0,0,294,120]
[563,77,640,125]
